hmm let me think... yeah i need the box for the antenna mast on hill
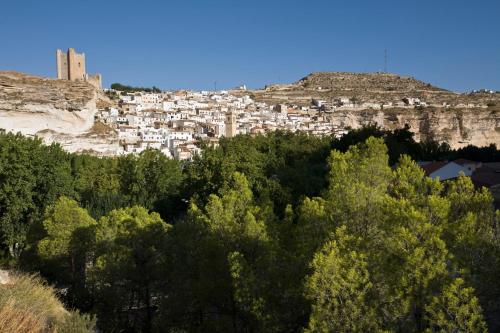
[384,49,388,73]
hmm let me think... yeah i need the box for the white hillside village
[98,88,337,160]
[98,86,454,160]
[7,49,489,160]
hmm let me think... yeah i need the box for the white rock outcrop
[0,71,119,155]
[0,71,97,135]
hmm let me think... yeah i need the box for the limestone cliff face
[0,71,98,135]
[36,125,119,156]
[0,71,118,155]
[329,108,500,148]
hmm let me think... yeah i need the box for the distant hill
[248,72,499,107]
[230,72,500,148]
[296,72,447,92]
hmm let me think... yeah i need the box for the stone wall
[86,73,102,89]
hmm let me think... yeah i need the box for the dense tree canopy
[0,128,499,332]
[110,83,161,93]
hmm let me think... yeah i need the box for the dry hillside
[246,72,499,107]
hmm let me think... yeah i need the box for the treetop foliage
[0,128,499,332]
[110,82,161,93]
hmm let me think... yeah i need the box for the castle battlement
[56,48,101,89]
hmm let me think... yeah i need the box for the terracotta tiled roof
[471,166,500,188]
[421,161,447,176]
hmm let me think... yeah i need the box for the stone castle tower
[225,111,237,138]
[56,48,102,89]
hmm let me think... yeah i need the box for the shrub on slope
[0,273,95,333]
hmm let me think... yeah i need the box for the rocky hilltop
[0,71,118,155]
[239,72,499,148]
[250,72,500,107]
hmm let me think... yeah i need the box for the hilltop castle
[56,48,102,89]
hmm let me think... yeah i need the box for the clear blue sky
[1,0,499,91]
